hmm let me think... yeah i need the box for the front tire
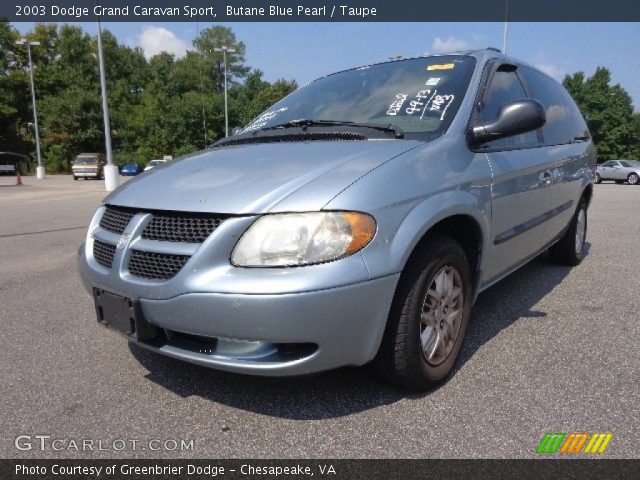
[550,199,587,266]
[73,176,78,181]
[374,235,472,391]
[594,173,602,184]
[628,173,639,185]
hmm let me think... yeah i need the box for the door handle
[539,171,553,186]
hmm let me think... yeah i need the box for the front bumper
[78,243,399,376]
[73,171,99,177]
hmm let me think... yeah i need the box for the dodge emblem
[117,233,131,250]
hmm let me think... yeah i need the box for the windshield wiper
[259,119,404,138]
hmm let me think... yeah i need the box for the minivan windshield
[239,56,476,138]
[75,157,98,165]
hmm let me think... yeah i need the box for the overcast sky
[15,22,640,110]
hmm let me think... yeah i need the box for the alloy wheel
[419,265,464,366]
[575,207,586,255]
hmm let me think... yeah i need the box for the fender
[358,189,492,285]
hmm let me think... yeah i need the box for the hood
[104,140,421,214]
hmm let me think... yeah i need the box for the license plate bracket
[93,288,157,340]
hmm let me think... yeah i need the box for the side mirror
[470,99,545,146]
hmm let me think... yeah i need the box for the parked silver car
[595,160,640,185]
[78,50,595,390]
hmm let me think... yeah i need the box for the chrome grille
[96,206,226,278]
[142,212,225,243]
[99,206,135,234]
[128,250,190,280]
[93,240,116,268]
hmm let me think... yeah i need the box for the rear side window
[620,160,640,167]
[518,66,589,146]
[479,69,537,148]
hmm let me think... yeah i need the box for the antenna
[502,0,509,55]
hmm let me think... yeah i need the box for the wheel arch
[582,182,594,207]
[385,194,489,302]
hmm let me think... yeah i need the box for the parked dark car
[120,163,142,176]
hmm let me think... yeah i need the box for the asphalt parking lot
[1,175,638,459]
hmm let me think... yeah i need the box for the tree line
[563,68,640,161]
[0,22,297,172]
[1,21,639,173]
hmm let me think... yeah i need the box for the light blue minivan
[79,49,595,390]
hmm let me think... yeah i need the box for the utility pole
[96,17,119,191]
[16,39,44,180]
[213,45,236,137]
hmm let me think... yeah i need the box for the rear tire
[550,198,587,266]
[374,234,472,391]
[628,173,639,185]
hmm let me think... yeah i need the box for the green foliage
[247,79,298,122]
[7,20,636,172]
[192,26,250,91]
[632,114,640,159]
[563,67,639,161]
[230,70,297,126]
[0,22,31,155]
[0,21,296,172]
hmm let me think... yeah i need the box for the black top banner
[3,0,640,22]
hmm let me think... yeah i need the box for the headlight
[231,211,376,267]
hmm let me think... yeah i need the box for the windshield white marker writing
[429,94,455,120]
[420,90,438,119]
[387,94,408,115]
[241,107,288,132]
[405,89,433,116]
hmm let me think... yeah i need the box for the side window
[602,161,614,167]
[479,68,538,148]
[563,90,590,140]
[519,65,586,146]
